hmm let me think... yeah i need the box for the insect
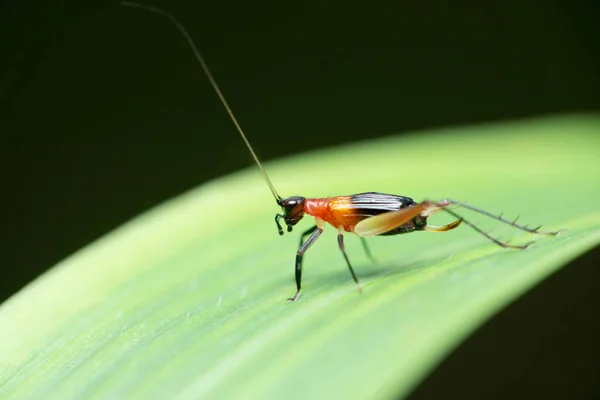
[121,2,560,301]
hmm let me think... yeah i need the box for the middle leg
[338,233,362,291]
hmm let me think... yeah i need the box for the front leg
[299,225,318,248]
[288,225,323,302]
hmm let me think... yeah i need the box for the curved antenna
[121,1,283,203]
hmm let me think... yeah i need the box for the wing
[353,203,427,237]
[330,192,415,218]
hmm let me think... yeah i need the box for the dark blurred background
[1,0,599,397]
[2,0,600,302]
[2,0,599,302]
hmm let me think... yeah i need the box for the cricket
[121,2,559,301]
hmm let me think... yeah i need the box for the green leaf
[1,114,599,399]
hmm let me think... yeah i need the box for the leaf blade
[1,114,599,399]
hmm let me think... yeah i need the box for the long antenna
[121,1,283,203]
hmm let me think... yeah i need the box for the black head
[275,196,306,235]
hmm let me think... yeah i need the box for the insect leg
[439,207,533,249]
[299,225,318,247]
[354,203,427,237]
[275,214,285,235]
[289,226,323,302]
[360,237,377,263]
[423,218,463,232]
[338,233,362,292]
[444,199,559,236]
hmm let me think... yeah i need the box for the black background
[1,0,599,397]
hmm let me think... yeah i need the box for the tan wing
[353,203,426,237]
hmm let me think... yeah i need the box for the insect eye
[282,197,305,215]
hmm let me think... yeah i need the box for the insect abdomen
[347,192,422,235]
[304,192,420,233]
